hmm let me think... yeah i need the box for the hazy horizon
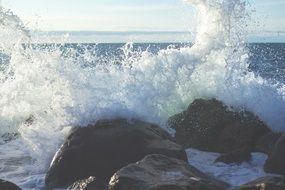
[31,30,285,43]
[2,0,285,43]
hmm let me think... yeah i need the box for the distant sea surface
[31,31,285,43]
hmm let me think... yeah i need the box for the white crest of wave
[0,5,30,53]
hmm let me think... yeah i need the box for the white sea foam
[186,148,270,186]
[0,0,285,188]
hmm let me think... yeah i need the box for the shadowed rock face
[232,176,285,190]
[254,132,282,155]
[45,118,187,189]
[168,98,270,163]
[0,179,21,190]
[214,147,252,164]
[264,134,285,175]
[109,154,229,190]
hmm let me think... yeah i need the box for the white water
[186,148,269,186]
[0,0,285,189]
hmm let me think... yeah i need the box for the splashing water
[0,0,285,188]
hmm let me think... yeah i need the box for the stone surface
[231,176,285,190]
[0,179,21,190]
[254,132,282,155]
[264,134,285,175]
[68,176,107,190]
[215,147,251,164]
[1,133,20,144]
[45,118,187,189]
[109,154,229,190]
[168,99,270,159]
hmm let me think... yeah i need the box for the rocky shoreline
[2,98,285,190]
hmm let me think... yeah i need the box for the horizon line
[32,30,285,34]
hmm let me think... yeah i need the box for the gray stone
[264,134,285,175]
[254,132,282,155]
[231,176,285,190]
[68,176,107,190]
[109,154,229,190]
[168,99,270,163]
[0,179,21,190]
[215,147,251,164]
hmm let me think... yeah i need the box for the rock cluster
[43,98,285,190]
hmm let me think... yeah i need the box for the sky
[1,0,285,42]
[2,0,194,31]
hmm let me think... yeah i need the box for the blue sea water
[248,43,285,83]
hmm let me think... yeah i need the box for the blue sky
[251,0,285,32]
[1,0,285,42]
[2,0,193,31]
[2,0,285,32]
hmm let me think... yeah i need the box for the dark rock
[168,99,270,160]
[45,118,187,189]
[264,134,285,175]
[0,179,21,190]
[1,133,20,143]
[215,147,251,164]
[109,154,229,190]
[68,176,107,190]
[231,176,285,190]
[254,132,282,155]
[24,115,35,125]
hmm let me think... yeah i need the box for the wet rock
[68,176,107,190]
[109,154,229,190]
[168,98,270,163]
[0,179,21,190]
[24,115,35,125]
[254,132,282,155]
[215,147,251,164]
[1,133,20,143]
[264,134,285,175]
[231,176,285,190]
[45,118,187,189]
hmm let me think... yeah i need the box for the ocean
[1,42,285,189]
[1,0,285,189]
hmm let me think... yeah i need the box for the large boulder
[45,118,187,189]
[0,179,21,190]
[264,134,285,175]
[232,176,285,190]
[109,154,229,190]
[168,99,270,163]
